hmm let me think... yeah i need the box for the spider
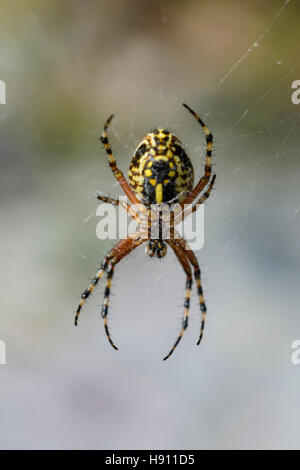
[74,103,216,360]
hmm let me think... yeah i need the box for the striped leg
[75,237,144,326]
[100,115,141,205]
[74,256,110,326]
[183,246,207,346]
[100,236,146,351]
[176,174,216,223]
[163,241,193,360]
[182,104,213,205]
[97,192,141,223]
[101,263,118,350]
[192,174,216,207]
[172,237,207,346]
[97,193,119,206]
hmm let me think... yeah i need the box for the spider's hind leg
[100,115,140,205]
[182,103,214,205]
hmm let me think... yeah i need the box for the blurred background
[0,0,300,450]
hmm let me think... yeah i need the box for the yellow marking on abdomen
[155,183,163,203]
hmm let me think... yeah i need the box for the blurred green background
[0,0,300,449]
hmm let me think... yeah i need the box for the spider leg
[100,236,146,351]
[178,239,207,346]
[191,174,216,207]
[96,193,120,206]
[74,256,109,326]
[100,115,141,205]
[74,237,142,326]
[101,263,118,350]
[163,240,193,360]
[97,192,141,223]
[182,103,213,205]
[176,174,216,223]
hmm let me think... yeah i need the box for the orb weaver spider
[75,103,216,360]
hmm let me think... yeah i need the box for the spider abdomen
[128,129,194,204]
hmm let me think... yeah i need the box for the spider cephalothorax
[146,239,167,259]
[75,104,216,360]
[128,129,194,204]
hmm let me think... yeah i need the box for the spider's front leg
[100,236,146,350]
[177,238,207,346]
[75,236,146,350]
[163,240,193,360]
[74,237,138,325]
[74,255,110,326]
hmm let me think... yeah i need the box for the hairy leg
[100,237,146,350]
[100,115,141,205]
[75,237,143,325]
[163,240,193,360]
[181,104,214,205]
[172,237,208,346]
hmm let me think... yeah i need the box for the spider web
[1,0,300,451]
[76,0,300,308]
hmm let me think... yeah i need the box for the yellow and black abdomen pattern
[128,129,194,205]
